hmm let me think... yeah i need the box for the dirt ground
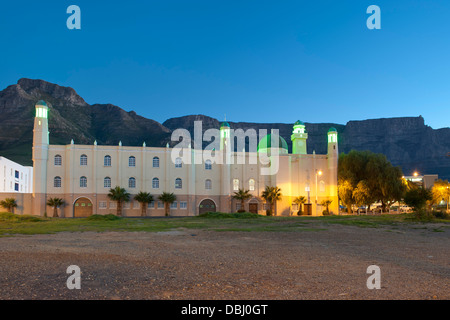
[0,223,448,300]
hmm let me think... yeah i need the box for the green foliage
[411,209,434,221]
[107,186,131,216]
[87,214,122,221]
[46,197,65,218]
[232,189,252,212]
[432,210,450,220]
[404,188,432,211]
[0,198,18,213]
[158,192,176,216]
[320,199,333,215]
[261,186,282,215]
[134,191,154,217]
[338,150,405,213]
[0,212,44,222]
[198,212,260,219]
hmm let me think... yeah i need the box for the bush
[87,214,122,221]
[412,209,434,221]
[322,210,331,216]
[297,211,303,216]
[0,212,44,222]
[266,209,272,216]
[433,210,450,220]
[198,212,260,219]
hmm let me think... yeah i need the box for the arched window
[80,154,87,166]
[175,178,182,189]
[54,176,61,188]
[104,177,111,188]
[54,155,62,166]
[175,157,182,168]
[205,160,212,170]
[129,156,136,167]
[104,155,111,167]
[152,177,159,189]
[129,177,136,188]
[153,157,160,168]
[233,179,239,191]
[205,179,212,190]
[80,176,87,188]
[249,178,255,191]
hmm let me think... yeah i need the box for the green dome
[257,134,289,152]
[36,100,47,107]
[220,121,230,128]
[328,127,337,133]
[294,120,305,126]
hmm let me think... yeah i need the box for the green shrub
[433,210,450,220]
[0,212,44,222]
[266,209,272,216]
[87,214,121,221]
[412,209,434,221]
[322,210,331,216]
[198,212,259,219]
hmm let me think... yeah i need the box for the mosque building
[11,100,339,217]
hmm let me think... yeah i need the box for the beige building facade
[26,100,339,217]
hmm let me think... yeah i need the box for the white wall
[0,156,33,193]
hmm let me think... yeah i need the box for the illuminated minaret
[291,120,308,155]
[32,100,49,216]
[327,127,339,214]
[219,121,231,212]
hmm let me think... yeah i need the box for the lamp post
[315,169,322,215]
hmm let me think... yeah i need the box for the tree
[261,186,282,216]
[338,178,354,213]
[353,180,374,214]
[232,189,252,212]
[158,192,176,216]
[134,192,154,217]
[46,197,65,217]
[0,198,17,213]
[107,186,130,216]
[320,199,333,215]
[338,150,406,214]
[431,179,450,211]
[403,187,432,211]
[293,196,307,215]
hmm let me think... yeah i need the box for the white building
[0,156,33,193]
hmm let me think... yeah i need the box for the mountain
[0,78,449,179]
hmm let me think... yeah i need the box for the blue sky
[1,0,449,128]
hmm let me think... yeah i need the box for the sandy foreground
[0,223,448,300]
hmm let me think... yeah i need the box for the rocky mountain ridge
[0,78,449,179]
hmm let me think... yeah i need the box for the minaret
[291,120,308,154]
[32,100,49,216]
[219,121,231,213]
[327,127,339,214]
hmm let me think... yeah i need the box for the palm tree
[293,196,307,215]
[46,197,65,217]
[0,198,17,213]
[232,188,252,212]
[158,192,176,216]
[261,186,282,216]
[134,192,154,217]
[320,199,333,215]
[107,186,130,216]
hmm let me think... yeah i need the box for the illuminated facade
[26,100,338,217]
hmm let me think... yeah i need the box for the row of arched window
[53,176,214,190]
[53,155,213,170]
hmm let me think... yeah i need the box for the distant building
[0,156,33,193]
[404,173,439,189]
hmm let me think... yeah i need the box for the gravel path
[0,224,448,300]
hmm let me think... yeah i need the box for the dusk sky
[1,0,449,129]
